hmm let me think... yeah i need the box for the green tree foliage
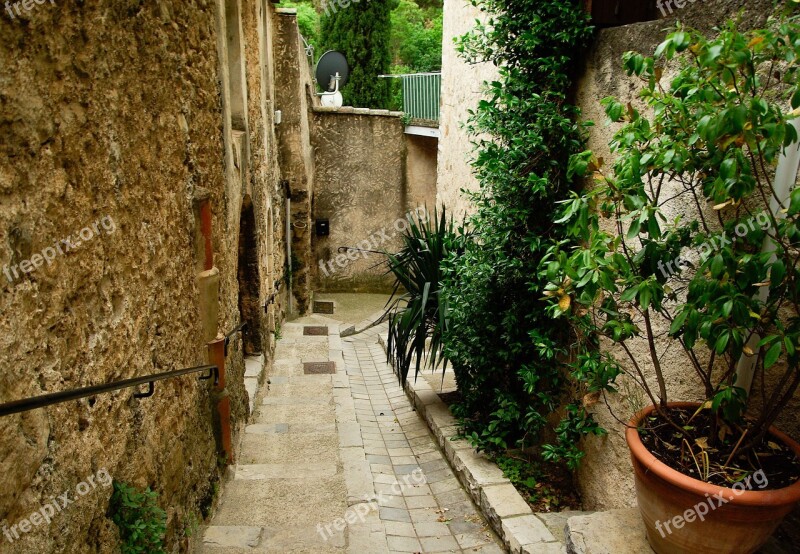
[390,0,442,72]
[283,1,321,52]
[321,0,398,108]
[441,0,598,468]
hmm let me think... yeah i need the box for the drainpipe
[734,118,800,394]
[287,195,293,316]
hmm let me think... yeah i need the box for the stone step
[564,507,797,554]
[244,354,264,417]
[565,509,653,554]
[201,525,263,551]
[233,463,337,480]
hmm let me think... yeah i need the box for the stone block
[500,514,556,553]
[202,525,262,548]
[565,509,653,554]
[481,484,533,524]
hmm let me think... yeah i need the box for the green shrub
[442,0,599,468]
[546,13,800,473]
[320,0,397,108]
[109,482,167,554]
[385,208,460,383]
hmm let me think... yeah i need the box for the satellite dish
[316,51,349,92]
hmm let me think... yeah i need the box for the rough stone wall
[311,110,437,293]
[0,0,287,551]
[240,0,285,356]
[574,0,797,510]
[273,9,316,315]
[435,0,498,217]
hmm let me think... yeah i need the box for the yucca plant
[384,207,460,384]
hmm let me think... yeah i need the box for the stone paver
[198,311,502,553]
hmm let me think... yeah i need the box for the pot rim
[626,401,800,507]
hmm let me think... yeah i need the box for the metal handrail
[224,322,247,356]
[0,364,219,418]
[338,246,384,256]
[264,278,284,312]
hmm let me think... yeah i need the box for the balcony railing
[381,72,442,124]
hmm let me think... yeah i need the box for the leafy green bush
[109,482,167,554]
[546,14,800,474]
[441,0,599,468]
[282,1,321,52]
[390,0,442,72]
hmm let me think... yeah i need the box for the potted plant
[544,14,800,554]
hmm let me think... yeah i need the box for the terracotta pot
[626,402,800,554]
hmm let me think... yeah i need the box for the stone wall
[436,0,498,217]
[274,8,317,316]
[0,0,288,551]
[311,109,437,293]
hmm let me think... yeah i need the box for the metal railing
[0,365,218,417]
[380,72,442,123]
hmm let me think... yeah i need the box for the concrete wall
[436,0,499,217]
[311,109,437,293]
[407,134,439,211]
[312,107,436,292]
[0,0,288,551]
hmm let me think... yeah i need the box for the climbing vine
[441,0,600,467]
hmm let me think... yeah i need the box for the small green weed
[109,482,167,554]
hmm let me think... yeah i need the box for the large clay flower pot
[626,402,800,554]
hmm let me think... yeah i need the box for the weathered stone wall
[311,109,437,292]
[0,0,288,551]
[436,0,498,217]
[273,8,317,315]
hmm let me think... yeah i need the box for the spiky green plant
[384,208,460,384]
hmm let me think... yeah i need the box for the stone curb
[378,333,565,554]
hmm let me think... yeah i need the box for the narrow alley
[200,298,503,553]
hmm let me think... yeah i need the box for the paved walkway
[198,312,502,553]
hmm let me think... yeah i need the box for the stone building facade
[0,1,305,551]
[436,0,498,217]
